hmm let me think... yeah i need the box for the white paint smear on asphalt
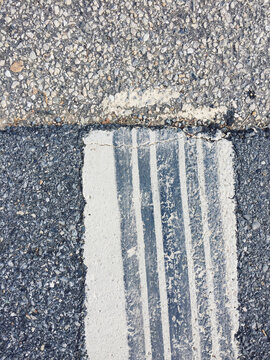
[149,130,172,360]
[197,138,221,359]
[217,140,239,359]
[178,134,201,360]
[177,104,227,122]
[102,87,227,124]
[83,131,128,360]
[102,88,179,116]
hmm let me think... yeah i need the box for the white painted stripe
[83,131,128,360]
[131,128,152,359]
[178,134,201,360]
[149,130,172,360]
[216,140,239,359]
[197,138,221,359]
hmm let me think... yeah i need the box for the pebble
[29,51,37,60]
[252,220,261,230]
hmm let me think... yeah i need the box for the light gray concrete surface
[0,0,269,129]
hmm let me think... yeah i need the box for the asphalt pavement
[0,1,269,359]
[0,126,87,359]
[0,0,269,129]
[0,125,269,359]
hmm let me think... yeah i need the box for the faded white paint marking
[131,128,152,359]
[82,129,238,360]
[102,88,180,116]
[101,86,227,124]
[178,134,201,360]
[197,138,220,359]
[149,130,172,360]
[157,104,227,122]
[83,131,128,360]
[217,140,239,359]
[174,104,227,122]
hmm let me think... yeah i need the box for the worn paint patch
[101,88,180,116]
[101,88,228,125]
[83,128,239,360]
[83,131,129,359]
[176,104,228,122]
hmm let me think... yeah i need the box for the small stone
[10,61,24,73]
[29,51,36,60]
[66,0,71,4]
[250,103,256,111]
[224,77,230,85]
[143,33,149,41]
[262,264,268,273]
[243,214,251,221]
[16,210,24,215]
[40,344,45,351]
[252,220,260,230]
[5,70,11,77]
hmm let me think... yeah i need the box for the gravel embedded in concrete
[0,0,269,129]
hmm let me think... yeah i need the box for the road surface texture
[0,0,269,129]
[0,0,269,359]
[0,126,269,359]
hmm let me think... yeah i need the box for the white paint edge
[178,134,201,360]
[83,131,129,360]
[149,130,172,360]
[216,140,239,359]
[197,138,221,359]
[131,128,152,359]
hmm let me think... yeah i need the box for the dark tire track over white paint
[83,128,239,359]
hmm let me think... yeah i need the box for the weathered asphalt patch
[83,128,239,359]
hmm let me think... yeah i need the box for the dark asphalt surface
[233,130,270,359]
[0,125,269,359]
[0,126,87,359]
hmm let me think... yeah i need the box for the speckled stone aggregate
[233,130,270,359]
[0,0,269,129]
[0,126,87,359]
